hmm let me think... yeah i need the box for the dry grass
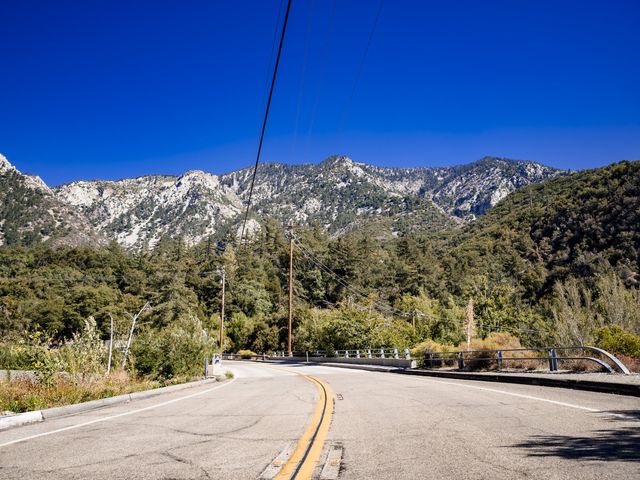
[463,332,523,371]
[561,358,608,373]
[0,371,159,414]
[615,354,640,373]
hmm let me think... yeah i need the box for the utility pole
[287,225,293,357]
[219,266,226,353]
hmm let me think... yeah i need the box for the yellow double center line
[271,367,334,480]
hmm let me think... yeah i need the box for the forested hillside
[1,161,639,371]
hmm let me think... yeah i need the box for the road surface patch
[260,442,295,479]
[319,443,343,480]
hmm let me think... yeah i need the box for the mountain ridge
[1,153,564,249]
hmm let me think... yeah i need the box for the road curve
[0,361,638,479]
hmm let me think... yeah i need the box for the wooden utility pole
[219,266,226,353]
[287,226,293,357]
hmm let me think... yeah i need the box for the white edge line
[403,376,639,420]
[0,377,236,449]
[289,363,639,421]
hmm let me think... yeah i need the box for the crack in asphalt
[161,441,213,479]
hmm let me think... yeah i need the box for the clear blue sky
[1,0,639,185]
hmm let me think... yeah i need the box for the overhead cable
[239,0,293,246]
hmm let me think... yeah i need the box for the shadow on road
[514,425,640,462]
[601,410,640,421]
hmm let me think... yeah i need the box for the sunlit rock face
[1,153,563,249]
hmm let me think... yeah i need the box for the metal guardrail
[229,345,631,375]
[420,346,631,375]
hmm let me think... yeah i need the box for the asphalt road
[0,361,638,479]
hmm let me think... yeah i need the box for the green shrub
[0,343,35,370]
[132,315,216,380]
[58,317,106,380]
[236,349,257,359]
[595,326,640,359]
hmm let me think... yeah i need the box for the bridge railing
[270,348,412,360]
[419,346,631,375]
[267,345,630,374]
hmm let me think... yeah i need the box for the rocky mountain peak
[321,155,355,167]
[0,154,101,247]
[0,153,15,173]
[0,154,49,192]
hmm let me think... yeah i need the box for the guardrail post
[497,350,503,370]
[549,348,558,372]
[356,349,360,358]
[380,348,385,359]
[367,349,372,359]
[404,348,411,360]
[393,348,399,359]
[457,352,464,370]
[345,350,349,358]
[427,353,433,369]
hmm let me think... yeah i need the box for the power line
[292,234,408,319]
[260,0,286,114]
[290,0,315,161]
[338,0,384,132]
[239,0,293,246]
[291,235,547,338]
[303,0,337,162]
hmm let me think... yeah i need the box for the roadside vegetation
[0,316,217,414]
